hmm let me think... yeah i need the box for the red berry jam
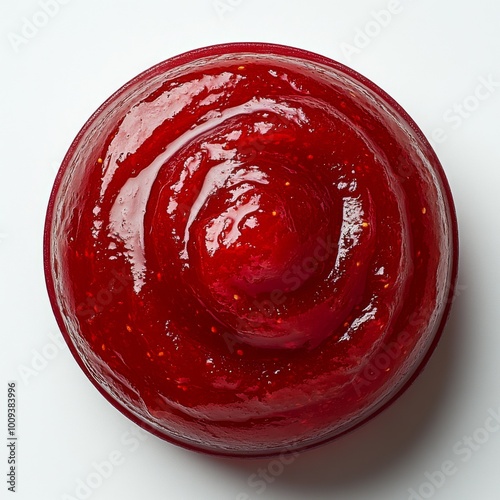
[44,43,458,457]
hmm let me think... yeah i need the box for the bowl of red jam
[44,42,458,457]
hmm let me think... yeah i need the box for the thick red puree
[45,43,458,456]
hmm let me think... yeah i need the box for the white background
[1,1,499,499]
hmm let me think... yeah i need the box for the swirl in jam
[45,45,457,456]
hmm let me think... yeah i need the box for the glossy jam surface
[45,45,457,456]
